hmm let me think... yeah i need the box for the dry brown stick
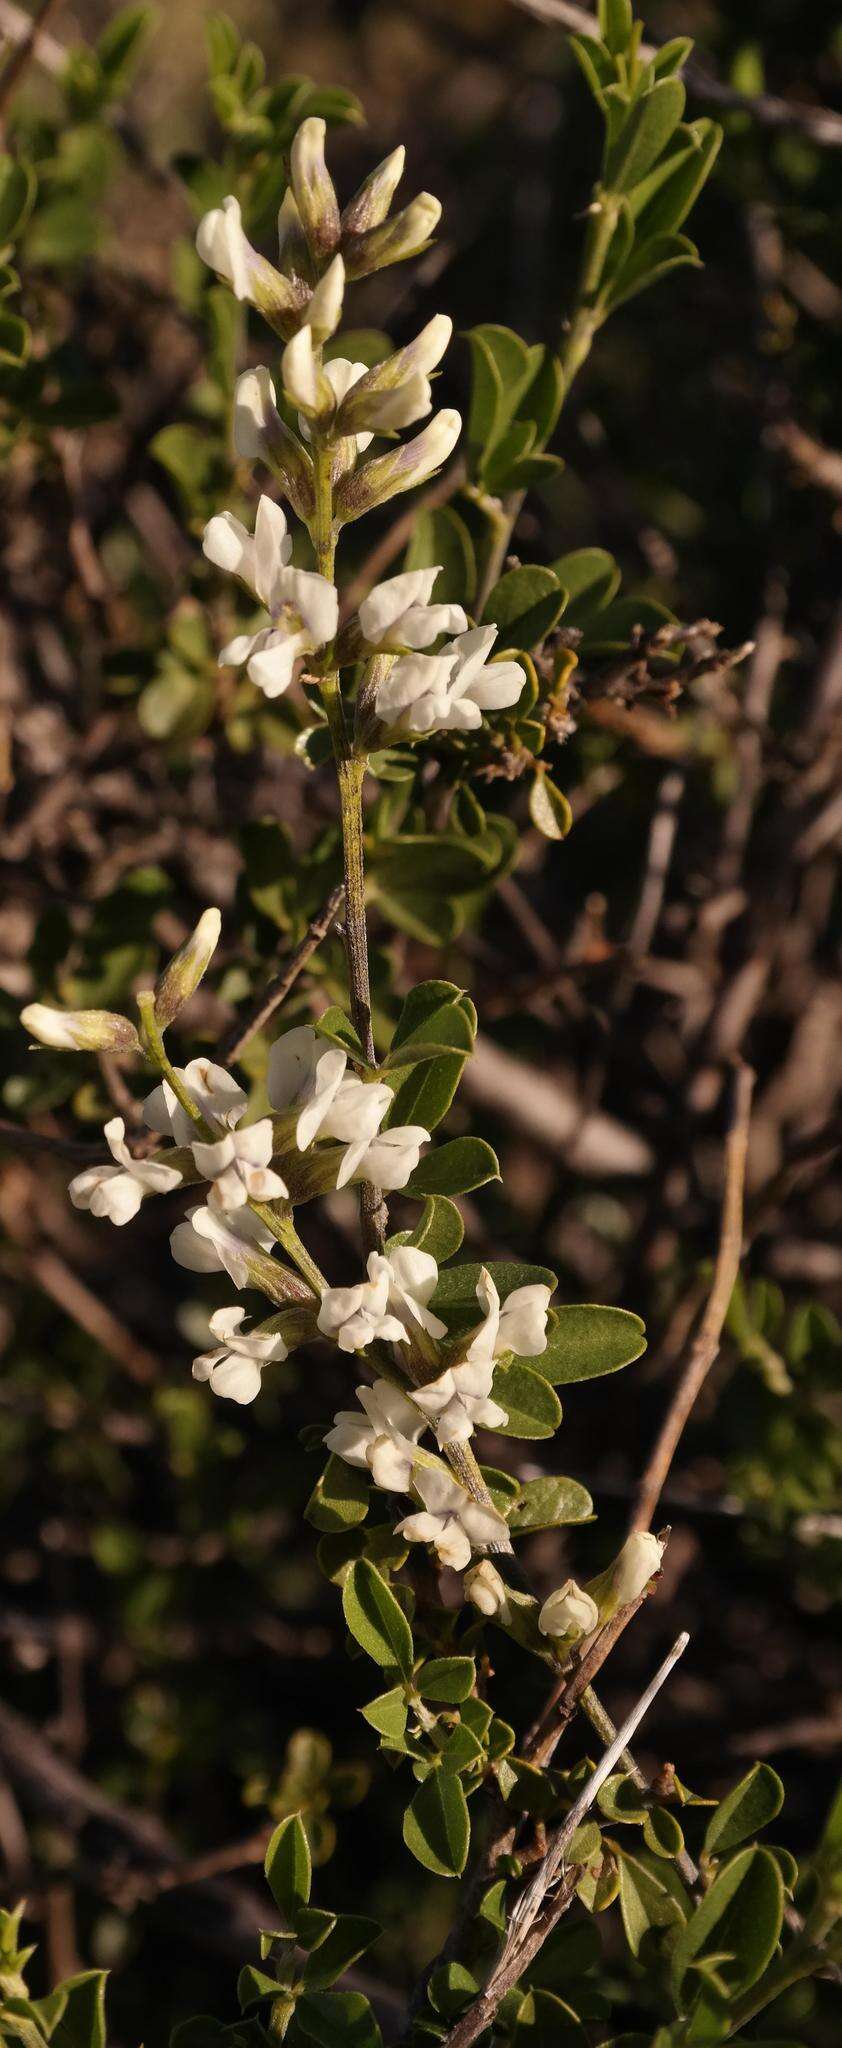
[17,1244,160,1386]
[509,0,842,148]
[219,883,345,1063]
[631,1063,755,1531]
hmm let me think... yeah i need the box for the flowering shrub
[3,2,841,2045]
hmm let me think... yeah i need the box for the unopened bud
[343,192,441,280]
[21,1004,141,1054]
[196,196,306,336]
[465,1560,511,1622]
[335,316,452,437]
[341,145,405,238]
[538,1578,599,1641]
[153,908,221,1028]
[303,253,345,343]
[276,187,309,282]
[336,408,461,523]
[233,369,315,521]
[290,117,341,265]
[587,1532,665,1622]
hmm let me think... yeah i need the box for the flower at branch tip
[69,1118,182,1226]
[192,1306,288,1405]
[343,191,442,280]
[195,196,303,329]
[373,625,525,737]
[290,117,341,265]
[358,567,467,653]
[397,1464,508,1571]
[170,1204,276,1289]
[538,1578,599,1641]
[325,1378,426,1490]
[465,1267,553,1368]
[464,1560,511,1622]
[20,1003,140,1054]
[203,496,338,699]
[340,144,405,239]
[153,908,221,1028]
[611,1531,664,1606]
[411,1349,507,1447]
[143,1057,246,1149]
[192,1121,288,1212]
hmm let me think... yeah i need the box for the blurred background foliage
[0,0,839,2040]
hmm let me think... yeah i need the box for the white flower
[192,1306,288,1405]
[465,1268,553,1368]
[538,1579,599,1641]
[328,1077,394,1186]
[397,1464,508,1571]
[153,908,222,1028]
[317,1255,408,1354]
[339,408,462,521]
[192,1121,288,1212]
[69,1117,182,1226]
[345,1124,429,1190]
[411,1351,508,1447]
[21,1003,139,1053]
[374,625,525,737]
[203,495,338,699]
[170,1204,275,1288]
[268,1025,349,1149]
[296,355,374,455]
[302,252,345,342]
[358,567,467,652]
[611,1532,664,1606]
[325,1378,426,1490]
[335,315,453,436]
[465,1560,511,1621]
[195,196,300,326]
[143,1058,247,1149]
[381,1246,448,1341]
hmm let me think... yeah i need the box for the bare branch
[219,883,345,1063]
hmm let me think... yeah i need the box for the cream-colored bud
[290,117,340,264]
[282,327,335,422]
[233,369,315,521]
[538,1579,599,1641]
[612,1532,664,1606]
[341,145,405,238]
[153,908,222,1028]
[21,1004,141,1054]
[465,1560,511,1621]
[343,192,442,280]
[276,187,309,281]
[303,253,345,343]
[336,408,461,523]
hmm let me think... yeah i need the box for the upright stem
[312,439,387,1256]
[560,190,620,387]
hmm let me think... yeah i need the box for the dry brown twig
[219,883,346,1063]
[631,1061,755,1531]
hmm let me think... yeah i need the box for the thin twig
[631,1063,755,1530]
[0,0,62,128]
[219,883,345,1063]
[509,0,842,149]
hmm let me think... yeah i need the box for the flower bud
[21,1004,141,1054]
[343,192,441,280]
[196,196,306,336]
[303,253,345,343]
[276,187,309,282]
[153,908,222,1029]
[586,1532,665,1622]
[290,117,341,265]
[282,327,335,423]
[335,408,461,523]
[465,1560,511,1622]
[341,145,405,238]
[538,1579,599,1641]
[233,369,315,522]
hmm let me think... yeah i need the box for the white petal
[234,366,278,461]
[359,568,439,645]
[283,326,320,413]
[247,634,300,698]
[207,1354,264,1403]
[202,510,256,590]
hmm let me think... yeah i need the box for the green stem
[560,189,620,389]
[136,991,212,1135]
[249,1200,325,1296]
[312,434,387,1258]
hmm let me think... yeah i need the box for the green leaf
[512,1988,588,2044]
[361,1686,408,1744]
[296,1990,383,2048]
[302,1915,381,1991]
[403,1771,470,1877]
[314,1006,367,1060]
[483,565,566,652]
[535,1305,646,1385]
[417,1656,476,1704]
[599,0,633,55]
[466,324,540,465]
[508,1475,593,1532]
[0,308,29,365]
[569,35,616,107]
[385,995,475,1131]
[0,156,36,244]
[604,231,700,312]
[404,505,477,608]
[430,1261,557,1316]
[97,6,155,93]
[616,1847,687,1956]
[238,1963,283,2010]
[529,772,573,841]
[405,1138,499,1199]
[632,120,722,238]
[305,1455,370,1534]
[264,1813,311,1921]
[516,348,565,449]
[427,1961,479,2020]
[578,594,674,654]
[492,1361,562,1439]
[650,37,695,81]
[671,1847,784,2001]
[407,1196,464,1265]
[550,548,621,625]
[51,1973,107,2048]
[343,1560,414,1677]
[605,78,687,193]
[643,1807,686,1859]
[703,1765,784,1859]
